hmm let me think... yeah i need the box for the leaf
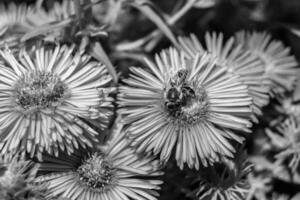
[291,193,300,200]
[73,0,82,22]
[89,42,118,84]
[75,24,108,37]
[21,18,72,42]
[193,0,217,8]
[290,28,300,38]
[129,0,179,48]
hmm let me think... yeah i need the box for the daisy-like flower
[0,45,114,159]
[235,31,299,95]
[25,0,76,43]
[178,32,270,122]
[0,3,35,48]
[0,2,74,49]
[27,0,108,43]
[265,117,300,172]
[118,47,253,169]
[246,171,272,200]
[195,151,252,200]
[36,122,163,200]
[28,0,75,26]
[276,97,300,121]
[0,152,49,200]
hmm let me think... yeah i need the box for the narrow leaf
[89,42,118,84]
[193,0,217,8]
[129,0,179,48]
[290,28,300,38]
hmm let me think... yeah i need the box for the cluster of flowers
[0,1,299,200]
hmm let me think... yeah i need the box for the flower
[25,0,76,43]
[195,151,252,200]
[26,0,108,43]
[118,47,253,169]
[0,3,35,48]
[235,31,299,95]
[246,169,272,200]
[178,32,270,122]
[28,0,75,27]
[0,45,114,159]
[265,117,300,172]
[0,1,75,48]
[276,97,300,121]
[36,122,163,200]
[0,152,48,200]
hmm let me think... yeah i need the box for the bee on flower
[235,31,299,96]
[36,121,163,200]
[178,32,270,122]
[0,45,115,159]
[118,47,253,169]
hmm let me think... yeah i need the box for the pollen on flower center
[77,153,114,190]
[164,76,208,124]
[14,71,66,111]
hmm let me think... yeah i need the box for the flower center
[14,71,66,111]
[77,153,114,190]
[164,70,208,124]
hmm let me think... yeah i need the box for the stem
[169,0,197,24]
[90,42,118,84]
[111,51,150,65]
[116,0,197,51]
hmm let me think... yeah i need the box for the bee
[170,69,188,87]
[177,69,188,83]
[181,84,196,105]
[165,87,182,111]
[165,69,188,112]
[165,69,192,113]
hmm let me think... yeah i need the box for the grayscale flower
[276,97,300,121]
[25,0,76,43]
[235,31,299,95]
[0,152,49,200]
[36,122,163,200]
[0,3,35,48]
[196,151,252,200]
[246,171,272,200]
[178,32,270,122]
[28,0,75,26]
[0,45,114,159]
[118,47,253,169]
[266,117,300,172]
